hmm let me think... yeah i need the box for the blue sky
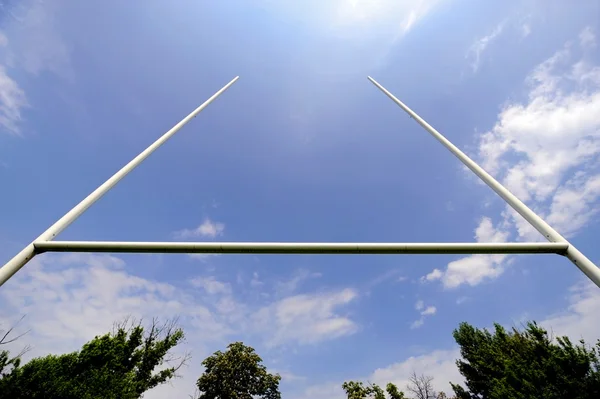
[0,0,599,397]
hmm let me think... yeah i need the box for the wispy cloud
[410,300,437,329]
[190,276,232,295]
[254,288,358,347]
[271,369,306,383]
[579,26,596,48]
[332,0,442,36]
[6,1,73,79]
[541,278,600,343]
[0,32,28,135]
[0,65,28,135]
[365,268,406,291]
[275,269,322,297]
[174,218,225,239]
[467,21,506,72]
[0,1,75,136]
[456,296,469,305]
[421,306,437,316]
[250,271,264,288]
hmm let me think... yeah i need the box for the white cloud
[424,218,510,289]
[410,318,425,330]
[0,254,230,352]
[475,217,509,242]
[250,271,264,288]
[415,300,424,311]
[579,26,596,48]
[191,276,232,295]
[276,269,321,296]
[521,23,531,38]
[5,1,73,79]
[456,296,469,305]
[441,254,508,289]
[482,31,600,180]
[541,279,600,343]
[545,173,600,238]
[369,349,462,395]
[423,268,442,282]
[0,2,73,136]
[174,218,225,239]
[421,306,437,316]
[272,369,307,383]
[365,269,405,291]
[255,288,358,346]
[0,65,27,135]
[468,21,505,72]
[411,300,437,329]
[479,27,600,238]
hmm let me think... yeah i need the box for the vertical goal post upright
[1,76,599,290]
[367,76,600,288]
[0,77,240,286]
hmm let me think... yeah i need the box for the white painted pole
[33,241,568,255]
[0,76,240,287]
[368,76,600,288]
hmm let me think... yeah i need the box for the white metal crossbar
[33,241,569,255]
[1,76,599,289]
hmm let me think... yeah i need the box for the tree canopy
[196,341,281,399]
[0,318,187,399]
[342,380,406,399]
[3,316,600,399]
[451,321,600,399]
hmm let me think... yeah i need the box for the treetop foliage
[0,317,187,399]
[196,341,281,399]
[450,321,600,399]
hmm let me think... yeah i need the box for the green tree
[451,321,600,399]
[0,317,188,399]
[342,380,405,399]
[196,341,281,399]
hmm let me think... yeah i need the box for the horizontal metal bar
[33,241,569,255]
